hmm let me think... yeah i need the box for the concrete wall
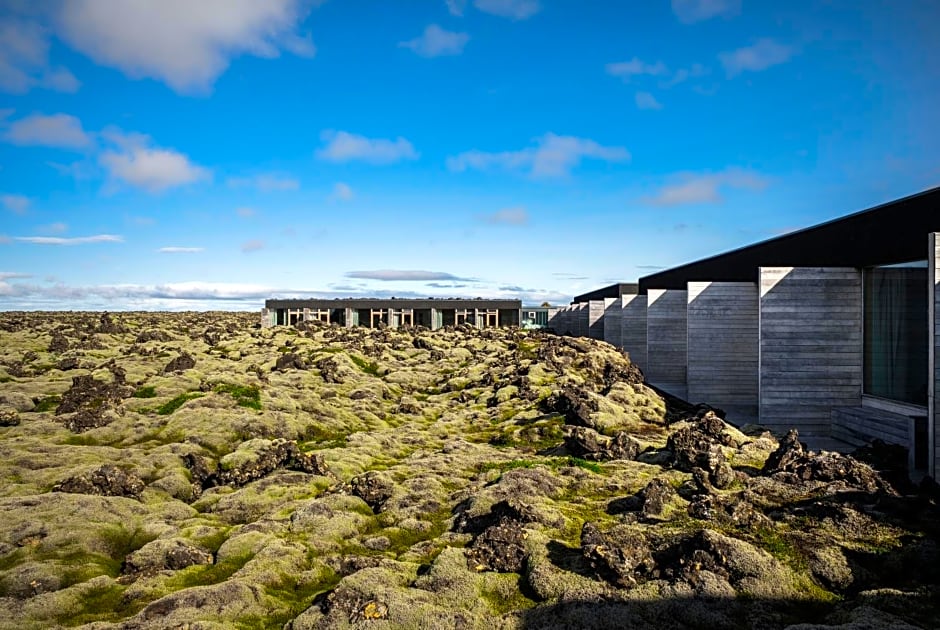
[687,282,759,421]
[647,289,688,396]
[603,298,622,348]
[588,300,606,340]
[759,267,863,435]
[621,295,648,373]
[931,234,939,478]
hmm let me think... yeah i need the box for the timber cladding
[758,267,863,435]
[687,282,759,414]
[646,289,688,389]
[620,295,648,374]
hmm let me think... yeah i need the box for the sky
[0,0,938,311]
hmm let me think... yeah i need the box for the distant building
[262,298,521,329]
[521,306,556,329]
[553,186,940,479]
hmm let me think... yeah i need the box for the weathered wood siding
[621,295,648,373]
[759,267,863,435]
[588,300,606,340]
[647,289,688,392]
[687,282,759,418]
[603,298,621,348]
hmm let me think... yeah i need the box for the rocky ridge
[0,311,936,629]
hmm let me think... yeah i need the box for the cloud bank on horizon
[0,0,938,311]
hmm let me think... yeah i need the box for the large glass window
[863,262,928,405]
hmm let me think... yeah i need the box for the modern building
[551,186,940,479]
[262,298,522,329]
[521,306,557,329]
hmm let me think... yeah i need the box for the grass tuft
[214,383,262,410]
[132,385,157,398]
[156,392,204,415]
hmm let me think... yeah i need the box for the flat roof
[571,283,639,304]
[637,186,940,291]
[265,298,522,310]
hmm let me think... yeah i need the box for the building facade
[262,298,522,330]
[552,187,940,479]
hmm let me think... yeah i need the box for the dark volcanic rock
[135,329,172,343]
[564,425,641,461]
[666,411,734,472]
[273,352,309,372]
[163,353,196,373]
[466,519,528,573]
[580,522,654,588]
[314,357,342,382]
[0,408,20,427]
[53,464,146,499]
[122,539,213,577]
[55,373,132,432]
[184,439,331,492]
[48,332,70,353]
[540,387,598,427]
[349,471,394,513]
[763,429,893,493]
[55,357,79,371]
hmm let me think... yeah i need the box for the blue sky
[0,0,938,310]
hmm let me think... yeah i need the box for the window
[863,262,928,405]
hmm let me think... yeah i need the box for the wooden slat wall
[603,298,622,348]
[687,281,759,416]
[588,300,606,340]
[621,295,648,373]
[759,267,863,435]
[647,289,688,389]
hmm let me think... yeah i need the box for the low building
[553,186,940,479]
[521,306,557,329]
[262,298,521,330]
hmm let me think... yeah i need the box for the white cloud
[39,222,68,234]
[99,128,211,193]
[317,130,419,164]
[4,113,93,149]
[719,38,795,77]
[671,0,740,24]
[1,194,30,214]
[241,239,265,253]
[474,0,541,20]
[157,246,204,253]
[0,19,81,94]
[661,63,709,87]
[345,270,472,282]
[480,207,528,225]
[399,24,469,58]
[447,133,630,178]
[227,173,299,191]
[14,234,123,245]
[635,91,663,110]
[446,0,467,16]
[236,207,256,218]
[330,182,354,201]
[0,272,31,281]
[646,168,769,206]
[605,58,668,81]
[54,0,316,95]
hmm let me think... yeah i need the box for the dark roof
[639,186,940,291]
[265,298,521,310]
[572,283,639,304]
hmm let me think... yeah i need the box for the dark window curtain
[864,268,928,405]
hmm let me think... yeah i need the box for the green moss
[57,583,145,627]
[132,385,157,398]
[237,570,341,630]
[34,394,61,412]
[63,434,102,446]
[156,392,204,415]
[565,457,602,474]
[166,552,253,589]
[349,354,381,376]
[0,375,13,383]
[214,383,262,410]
